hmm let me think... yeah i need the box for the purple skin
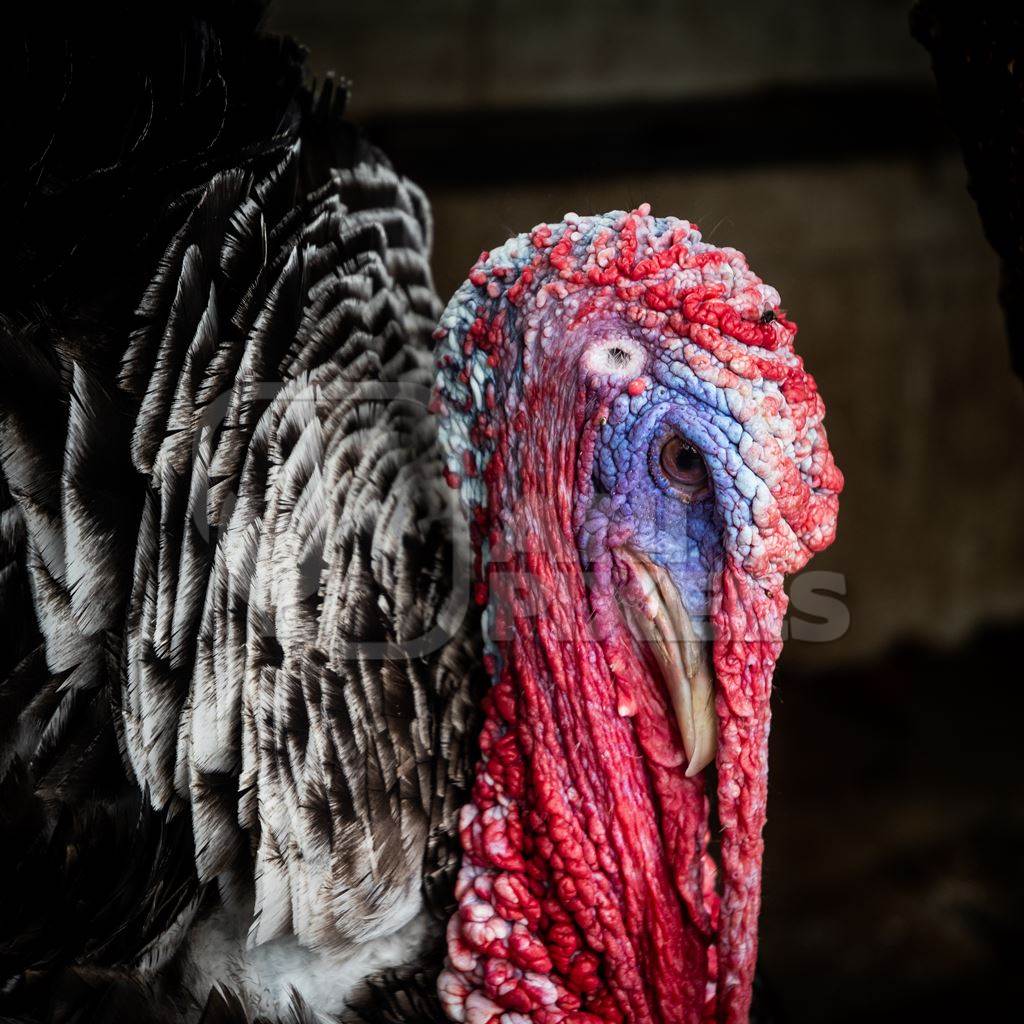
[573,324,726,636]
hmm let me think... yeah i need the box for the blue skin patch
[586,395,724,637]
[572,326,755,639]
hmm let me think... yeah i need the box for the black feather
[2,5,483,1022]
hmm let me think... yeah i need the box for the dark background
[266,2,1023,1019]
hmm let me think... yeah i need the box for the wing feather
[2,20,481,1012]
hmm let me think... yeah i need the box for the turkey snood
[434,207,842,1024]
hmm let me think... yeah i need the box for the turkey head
[434,206,843,1024]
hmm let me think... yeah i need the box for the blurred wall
[273,0,931,114]
[268,0,1024,668]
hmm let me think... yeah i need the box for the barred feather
[1,8,482,1022]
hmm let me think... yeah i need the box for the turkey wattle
[0,8,841,1024]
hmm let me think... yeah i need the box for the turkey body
[0,9,832,1024]
[1,9,482,1021]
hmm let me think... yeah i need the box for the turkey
[0,5,842,1024]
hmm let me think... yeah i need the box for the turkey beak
[620,548,717,778]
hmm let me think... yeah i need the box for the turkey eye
[659,436,709,499]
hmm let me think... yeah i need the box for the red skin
[711,566,784,1021]
[468,547,714,1024]
[447,433,782,1024]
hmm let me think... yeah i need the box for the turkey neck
[439,375,720,1024]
